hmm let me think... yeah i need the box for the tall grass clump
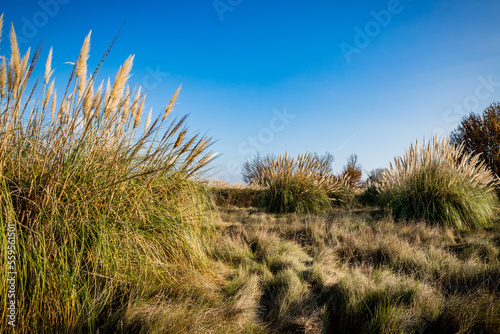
[380,136,499,229]
[248,153,344,214]
[0,18,218,332]
[357,168,386,206]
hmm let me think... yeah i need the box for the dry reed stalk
[76,31,90,100]
[44,47,53,85]
[144,107,152,131]
[107,55,133,111]
[43,79,54,110]
[0,58,6,99]
[163,84,181,121]
[133,95,145,129]
[9,25,20,88]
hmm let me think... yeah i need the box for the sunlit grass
[380,136,499,229]
[213,207,500,333]
[242,153,348,213]
[0,17,220,332]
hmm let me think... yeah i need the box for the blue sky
[3,0,500,182]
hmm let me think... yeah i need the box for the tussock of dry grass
[240,153,351,213]
[0,18,225,333]
[381,136,500,229]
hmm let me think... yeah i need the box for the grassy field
[205,202,500,334]
[1,16,500,333]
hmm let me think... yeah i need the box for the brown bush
[451,102,500,178]
[341,154,363,189]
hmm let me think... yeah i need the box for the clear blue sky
[3,0,500,182]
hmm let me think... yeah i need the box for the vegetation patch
[0,21,222,333]
[380,136,499,229]
[241,153,348,213]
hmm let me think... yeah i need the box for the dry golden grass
[251,153,344,195]
[210,207,500,333]
[383,136,499,191]
[381,136,500,229]
[209,179,264,190]
[239,153,353,213]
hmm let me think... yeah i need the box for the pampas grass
[0,19,219,332]
[244,153,348,213]
[380,136,499,229]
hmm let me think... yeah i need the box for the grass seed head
[44,47,53,85]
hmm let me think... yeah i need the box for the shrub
[451,102,500,180]
[380,136,499,229]
[341,154,363,189]
[0,20,218,332]
[357,168,386,206]
[242,153,273,185]
[247,153,343,213]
